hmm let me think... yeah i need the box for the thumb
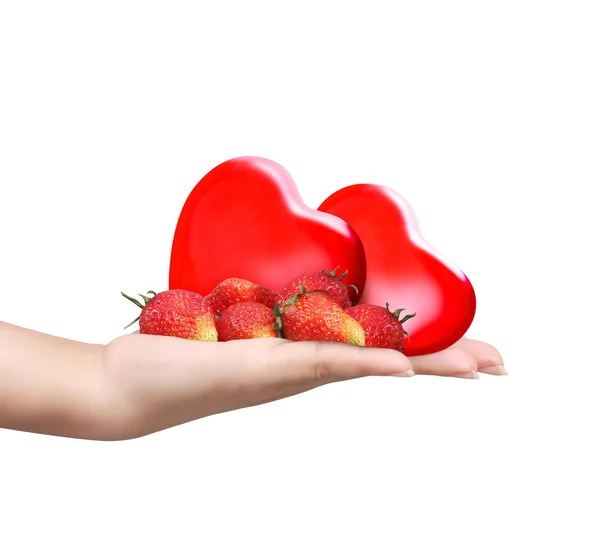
[271,340,415,384]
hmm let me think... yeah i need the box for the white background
[1,1,599,538]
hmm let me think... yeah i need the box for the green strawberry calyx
[121,290,157,329]
[346,284,359,295]
[273,302,284,338]
[322,266,360,303]
[321,266,350,282]
[273,285,309,338]
[385,302,417,338]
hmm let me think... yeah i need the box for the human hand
[104,333,505,440]
[0,322,504,441]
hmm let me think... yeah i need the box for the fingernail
[479,366,508,376]
[454,371,479,379]
[391,369,415,377]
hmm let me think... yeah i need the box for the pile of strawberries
[122,267,416,352]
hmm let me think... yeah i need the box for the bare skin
[0,321,505,441]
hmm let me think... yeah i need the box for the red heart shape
[318,184,476,356]
[169,157,367,298]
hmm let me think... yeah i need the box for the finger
[270,340,415,384]
[452,338,507,375]
[410,346,479,379]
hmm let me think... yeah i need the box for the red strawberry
[274,286,365,345]
[205,278,278,315]
[345,303,416,352]
[122,289,217,341]
[216,301,278,341]
[275,266,358,309]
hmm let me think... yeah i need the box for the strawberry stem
[273,286,308,338]
[121,291,144,309]
[391,307,406,319]
[124,315,141,330]
[327,266,340,278]
[121,289,158,330]
[291,284,307,298]
[273,301,284,337]
[282,285,306,308]
[384,302,417,323]
[399,312,416,324]
[346,284,359,295]
[338,269,349,281]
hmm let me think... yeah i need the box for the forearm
[0,322,249,441]
[0,322,120,440]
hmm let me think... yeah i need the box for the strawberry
[345,303,416,352]
[216,301,278,341]
[274,286,365,345]
[122,289,217,341]
[275,266,358,309]
[205,278,278,315]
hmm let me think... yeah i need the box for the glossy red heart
[318,184,476,356]
[169,156,367,299]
